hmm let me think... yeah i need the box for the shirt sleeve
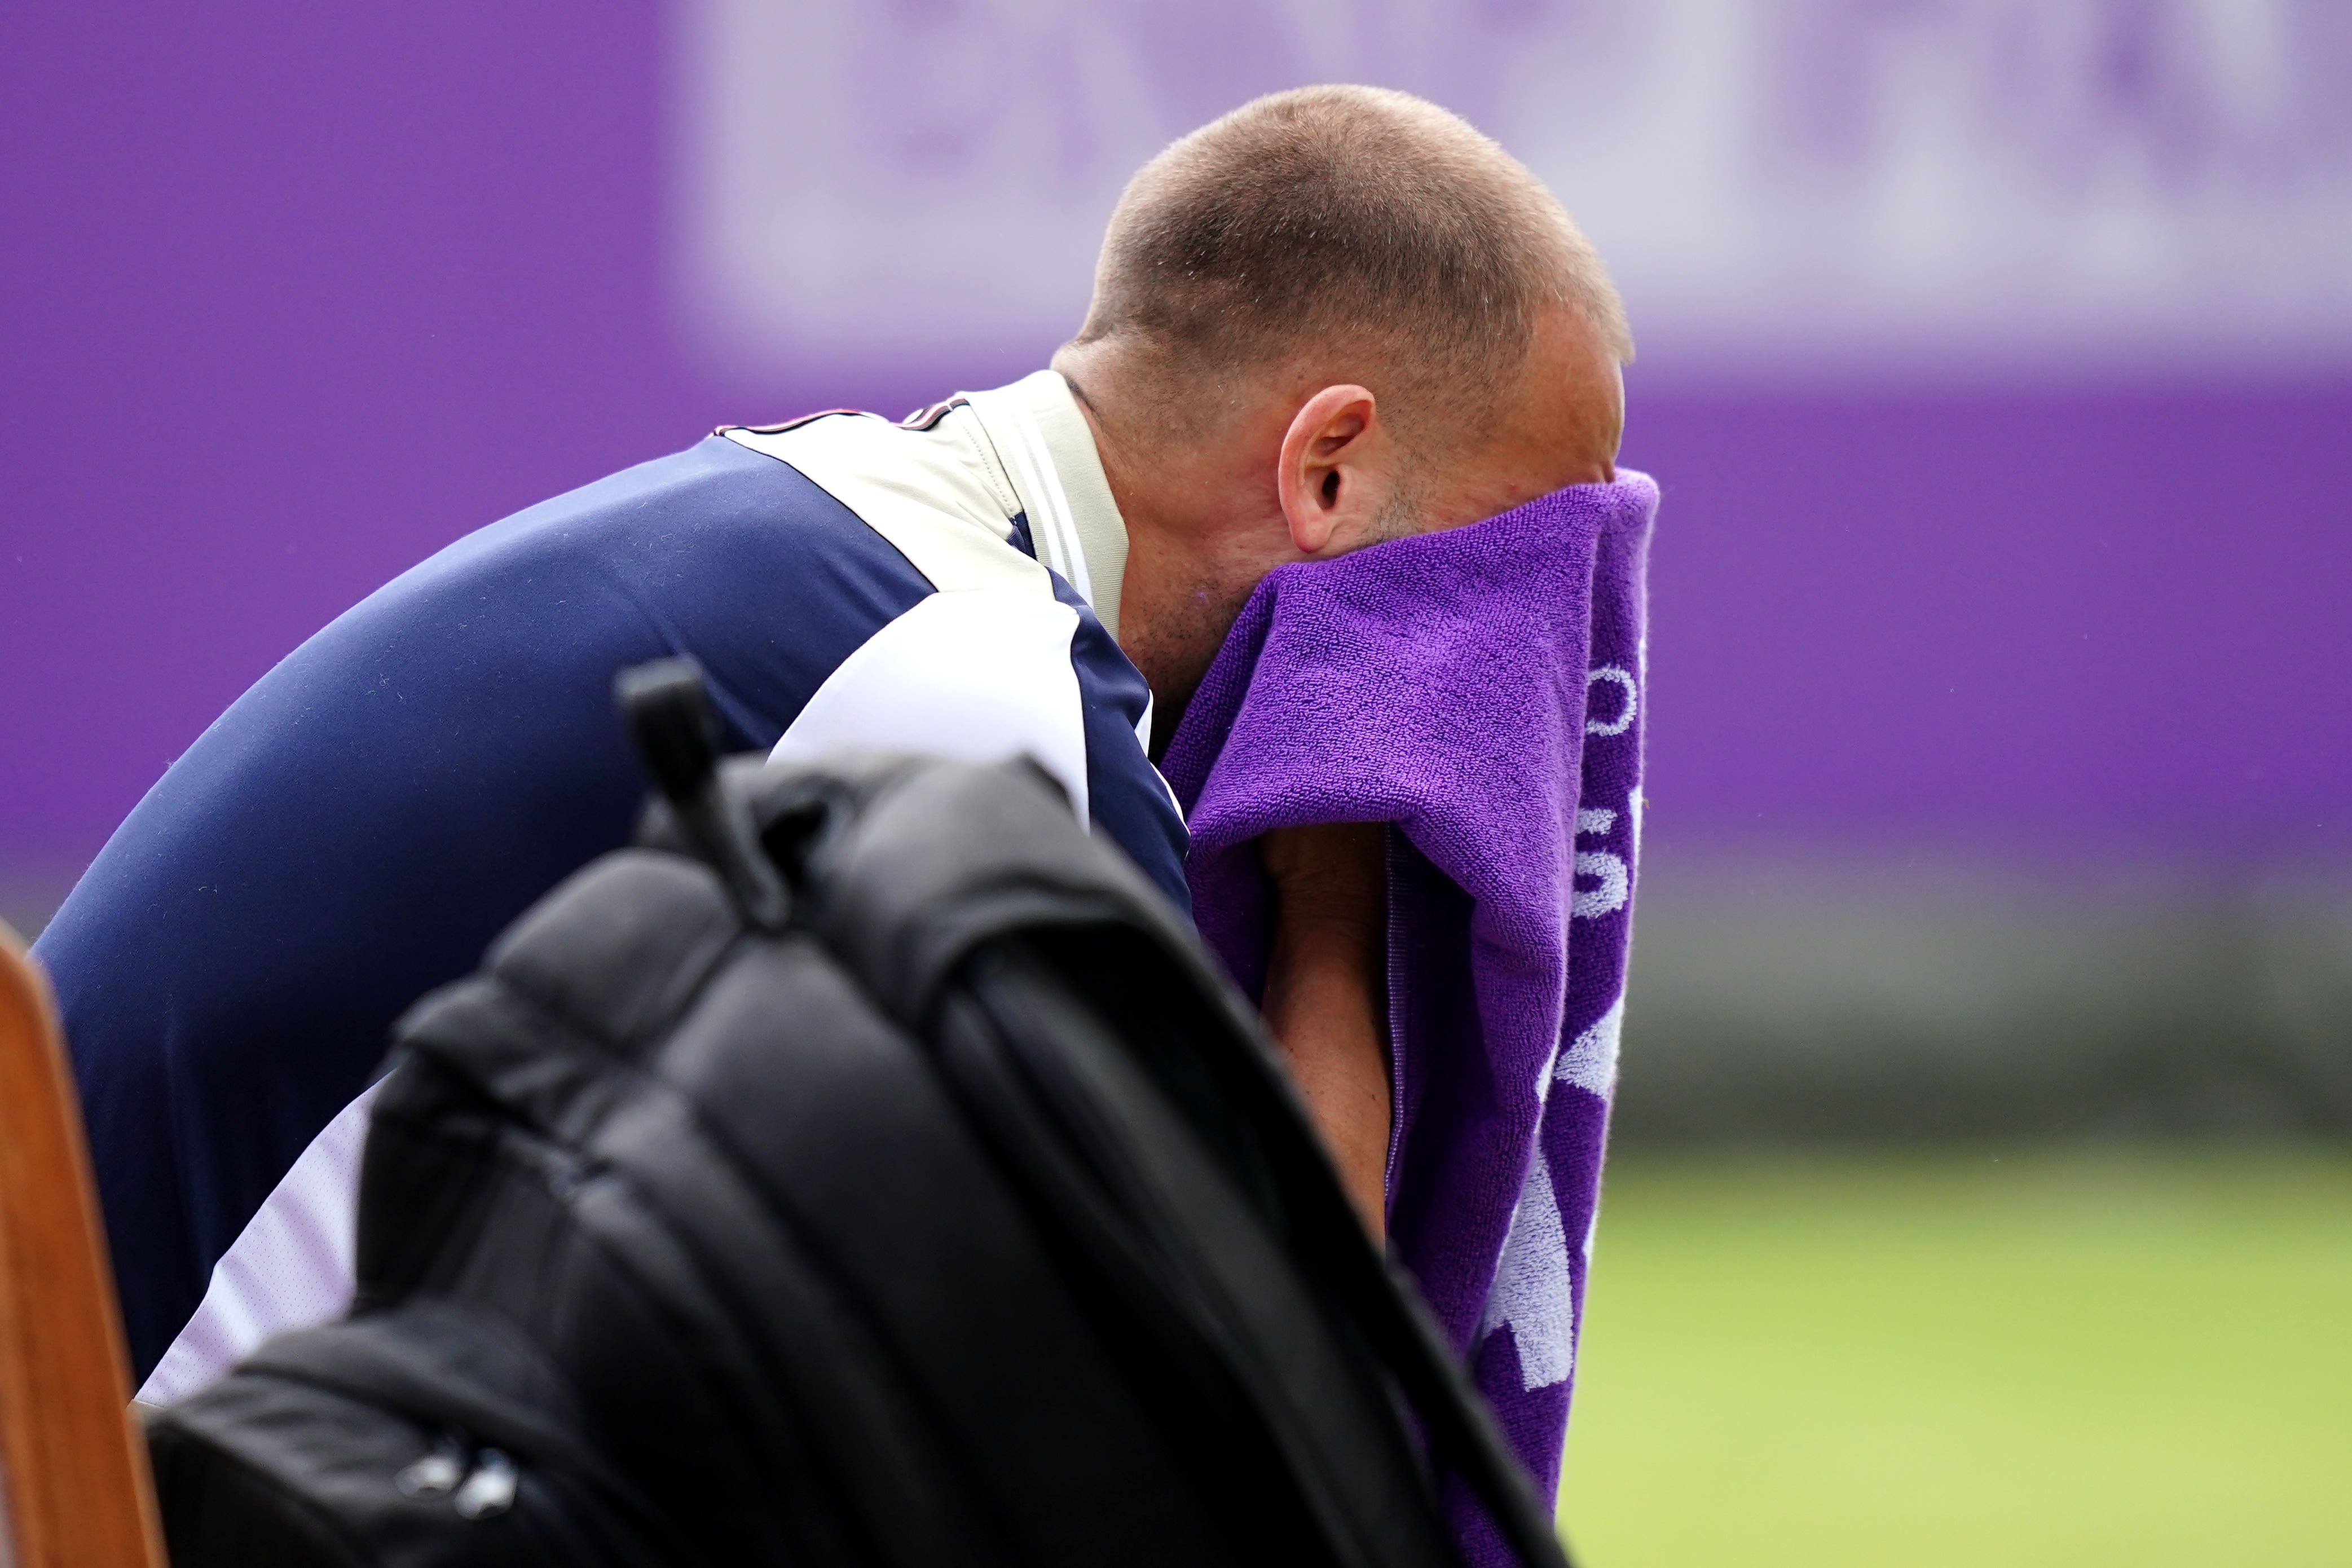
[35,435,932,1377]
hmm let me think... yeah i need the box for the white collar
[960,371,1130,641]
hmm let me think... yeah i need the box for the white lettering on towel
[1571,798,1629,920]
[1479,1149,1578,1390]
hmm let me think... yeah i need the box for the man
[39,84,1630,1394]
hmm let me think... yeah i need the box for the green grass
[1557,1151,2352,1566]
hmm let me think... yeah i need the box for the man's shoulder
[459,433,855,562]
[368,429,976,632]
[717,410,1047,597]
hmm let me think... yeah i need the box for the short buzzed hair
[1068,85,1631,446]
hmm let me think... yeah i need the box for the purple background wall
[5,1,2348,902]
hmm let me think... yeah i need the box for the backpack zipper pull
[453,1447,519,1520]
[394,1433,470,1499]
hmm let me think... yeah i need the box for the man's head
[1052,85,1632,745]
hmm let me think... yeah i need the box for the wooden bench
[0,921,163,1567]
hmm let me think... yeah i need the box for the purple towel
[1161,473,1656,1560]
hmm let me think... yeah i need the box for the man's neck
[1056,358,1291,755]
[1052,362,1157,554]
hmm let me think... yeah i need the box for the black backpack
[146,660,1572,1568]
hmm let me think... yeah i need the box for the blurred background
[3,1,2346,1560]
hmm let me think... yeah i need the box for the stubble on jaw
[1366,465,1436,547]
[1122,571,1263,760]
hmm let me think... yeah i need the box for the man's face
[1404,304,1626,542]
[1111,302,1627,752]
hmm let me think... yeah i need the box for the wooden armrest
[0,922,164,1568]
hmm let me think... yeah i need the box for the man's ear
[1276,384,1389,556]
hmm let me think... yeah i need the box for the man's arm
[37,437,938,1379]
[1258,822,1390,1239]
